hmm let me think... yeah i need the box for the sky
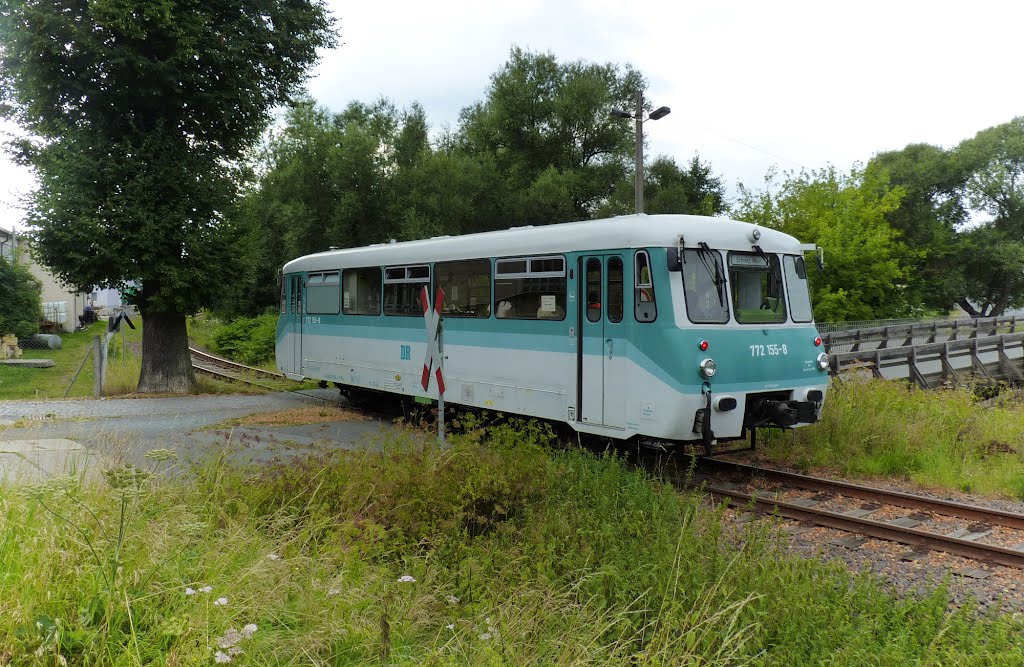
[2,0,1022,230]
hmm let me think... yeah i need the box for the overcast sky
[2,0,1022,230]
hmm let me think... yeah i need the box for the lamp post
[612,91,671,214]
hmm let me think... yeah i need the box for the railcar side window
[784,256,813,323]
[343,267,382,315]
[307,271,341,315]
[494,255,566,320]
[585,259,601,323]
[279,274,286,315]
[634,250,657,323]
[436,259,491,318]
[384,264,431,316]
[607,257,624,323]
[682,249,730,324]
[729,252,787,324]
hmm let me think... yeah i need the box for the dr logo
[400,345,411,361]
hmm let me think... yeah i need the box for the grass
[759,378,1024,498]
[3,424,1024,665]
[208,405,367,429]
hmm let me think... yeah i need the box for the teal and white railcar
[276,214,829,447]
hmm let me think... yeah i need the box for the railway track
[188,347,300,392]
[666,456,1024,570]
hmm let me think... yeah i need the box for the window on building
[634,250,657,323]
[436,259,490,318]
[307,271,341,315]
[343,267,382,315]
[729,252,787,324]
[384,264,431,316]
[494,255,566,320]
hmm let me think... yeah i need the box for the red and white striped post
[420,285,446,443]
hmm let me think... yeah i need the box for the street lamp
[611,91,671,214]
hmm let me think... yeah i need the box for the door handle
[606,338,613,359]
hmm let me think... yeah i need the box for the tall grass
[762,378,1024,497]
[2,424,1023,664]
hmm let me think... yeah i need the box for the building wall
[1,228,90,333]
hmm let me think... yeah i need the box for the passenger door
[283,274,304,377]
[578,254,626,429]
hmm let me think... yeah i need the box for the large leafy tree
[0,255,41,338]
[866,143,969,312]
[952,117,1024,316]
[458,47,643,224]
[597,155,727,218]
[736,166,911,322]
[0,0,335,392]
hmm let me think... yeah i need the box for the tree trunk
[957,298,981,318]
[137,310,197,393]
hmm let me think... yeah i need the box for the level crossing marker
[420,286,446,443]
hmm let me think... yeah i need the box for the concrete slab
[946,527,994,541]
[0,439,84,453]
[0,439,97,485]
[0,359,55,368]
[888,516,923,529]
[788,497,820,508]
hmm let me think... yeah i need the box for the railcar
[276,214,829,448]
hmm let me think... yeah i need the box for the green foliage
[0,255,42,338]
[599,155,728,217]
[0,0,335,390]
[736,165,911,321]
[4,427,1024,663]
[762,378,1024,497]
[211,314,278,366]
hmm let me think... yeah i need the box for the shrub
[210,313,277,365]
[0,255,42,338]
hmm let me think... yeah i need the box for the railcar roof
[283,214,804,273]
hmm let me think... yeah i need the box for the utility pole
[612,93,671,214]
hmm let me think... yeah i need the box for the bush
[210,313,277,365]
[0,255,42,338]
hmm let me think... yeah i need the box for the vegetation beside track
[760,378,1024,498]
[3,422,1024,664]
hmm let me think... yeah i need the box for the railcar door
[578,254,626,429]
[284,274,304,377]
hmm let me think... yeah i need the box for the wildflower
[214,597,228,606]
[267,553,281,561]
[185,587,196,596]
[199,585,213,593]
[241,624,258,638]
[446,595,459,605]
[214,650,232,663]
[327,588,340,596]
[446,624,455,630]
[397,575,416,583]
[480,632,492,640]
[218,628,243,649]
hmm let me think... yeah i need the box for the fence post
[93,335,103,397]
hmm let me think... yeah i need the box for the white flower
[397,575,416,583]
[214,597,228,606]
[267,553,281,561]
[241,624,258,638]
[214,650,232,663]
[327,588,340,596]
[446,595,459,605]
[199,585,213,593]
[446,624,455,630]
[218,628,242,649]
[184,587,196,596]
[480,632,492,640]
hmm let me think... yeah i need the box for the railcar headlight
[816,352,829,371]
[699,358,717,379]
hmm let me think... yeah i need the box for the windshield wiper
[696,242,726,307]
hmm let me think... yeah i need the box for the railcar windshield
[729,252,787,324]
[784,255,813,322]
[682,248,730,323]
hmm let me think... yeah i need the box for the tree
[458,47,644,223]
[867,143,969,312]
[0,0,335,392]
[952,117,1024,316]
[736,166,911,322]
[597,155,727,217]
[0,255,41,338]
